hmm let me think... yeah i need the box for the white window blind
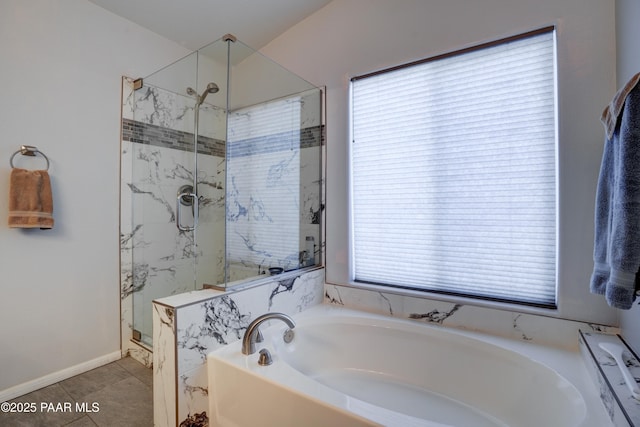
[351,28,557,307]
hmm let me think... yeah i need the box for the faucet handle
[283,328,294,343]
[255,328,264,343]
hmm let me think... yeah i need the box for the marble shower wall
[152,268,325,427]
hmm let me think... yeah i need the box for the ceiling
[88,0,332,51]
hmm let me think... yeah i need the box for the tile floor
[0,357,153,426]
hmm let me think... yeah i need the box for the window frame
[348,26,560,310]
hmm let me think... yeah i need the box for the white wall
[262,0,618,326]
[616,0,640,354]
[0,0,189,394]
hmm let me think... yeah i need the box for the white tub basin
[208,305,609,427]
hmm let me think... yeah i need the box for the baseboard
[0,350,122,403]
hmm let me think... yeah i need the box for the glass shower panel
[124,34,323,347]
[192,39,229,289]
[225,41,322,282]
[298,89,323,269]
[131,52,199,346]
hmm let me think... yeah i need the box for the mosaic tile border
[122,118,225,157]
[122,118,322,158]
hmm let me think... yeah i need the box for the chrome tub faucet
[241,312,295,355]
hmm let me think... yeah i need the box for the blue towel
[590,72,640,309]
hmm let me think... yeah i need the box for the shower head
[186,82,219,106]
[198,82,219,106]
[204,82,219,94]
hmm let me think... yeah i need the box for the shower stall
[120,34,323,347]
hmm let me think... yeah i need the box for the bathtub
[207,305,610,427]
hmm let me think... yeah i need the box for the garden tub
[208,305,610,427]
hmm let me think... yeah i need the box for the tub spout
[242,312,295,355]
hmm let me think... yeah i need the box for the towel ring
[9,145,50,171]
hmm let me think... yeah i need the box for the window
[350,28,557,307]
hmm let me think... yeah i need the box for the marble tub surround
[156,277,616,427]
[153,268,324,427]
[580,331,640,426]
[325,284,618,350]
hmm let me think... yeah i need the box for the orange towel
[8,168,54,229]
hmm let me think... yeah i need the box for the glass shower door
[129,53,200,346]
